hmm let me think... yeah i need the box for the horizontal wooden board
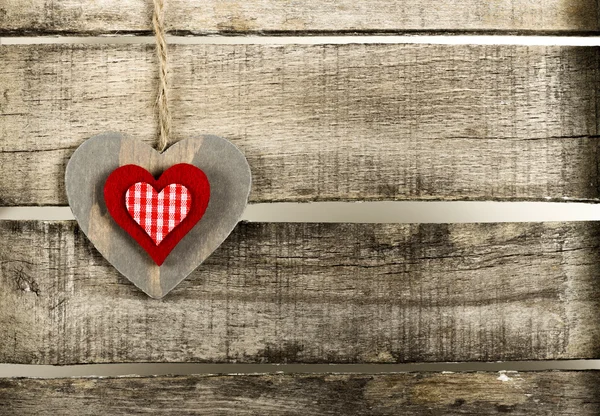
[0,0,598,35]
[1,221,599,365]
[1,372,599,415]
[0,44,599,205]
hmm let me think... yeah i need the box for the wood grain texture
[1,220,599,365]
[1,372,599,415]
[0,0,598,35]
[1,44,599,205]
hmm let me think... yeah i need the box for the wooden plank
[0,0,598,35]
[1,44,599,205]
[1,220,599,365]
[1,372,599,415]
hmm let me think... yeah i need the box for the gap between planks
[1,202,600,223]
[2,35,600,46]
[2,361,600,378]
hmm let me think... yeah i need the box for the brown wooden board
[1,44,599,206]
[1,220,599,365]
[1,372,599,415]
[0,0,598,35]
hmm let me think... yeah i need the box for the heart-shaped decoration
[65,132,251,298]
[125,182,192,245]
[104,163,210,266]
[126,182,192,245]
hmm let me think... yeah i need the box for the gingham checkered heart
[125,182,192,245]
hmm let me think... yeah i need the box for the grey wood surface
[0,0,598,35]
[1,44,599,205]
[1,372,599,415]
[65,133,251,299]
[1,220,599,365]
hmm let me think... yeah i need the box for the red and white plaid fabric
[125,182,192,245]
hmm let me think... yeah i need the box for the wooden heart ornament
[65,133,252,299]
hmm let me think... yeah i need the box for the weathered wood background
[1,44,598,205]
[1,0,598,35]
[1,220,599,365]
[2,0,600,414]
[2,372,600,415]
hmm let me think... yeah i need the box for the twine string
[153,0,171,152]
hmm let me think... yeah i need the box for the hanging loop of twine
[153,0,171,152]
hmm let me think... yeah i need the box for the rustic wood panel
[1,372,599,415]
[1,220,599,365]
[0,0,598,35]
[1,44,599,205]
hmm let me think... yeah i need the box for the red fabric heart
[104,164,210,266]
